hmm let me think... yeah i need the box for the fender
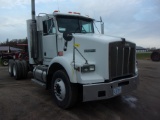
[48,56,77,83]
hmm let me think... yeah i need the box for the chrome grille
[109,41,136,80]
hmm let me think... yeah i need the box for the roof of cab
[52,12,94,20]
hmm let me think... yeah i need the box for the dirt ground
[0,60,160,120]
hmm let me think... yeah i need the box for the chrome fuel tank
[33,65,47,82]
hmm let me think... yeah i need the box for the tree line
[0,38,28,50]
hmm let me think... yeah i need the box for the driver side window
[43,19,56,35]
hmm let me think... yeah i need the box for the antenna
[57,0,60,11]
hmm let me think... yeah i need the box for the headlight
[81,64,95,73]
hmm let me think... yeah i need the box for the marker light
[54,10,59,12]
[73,12,80,15]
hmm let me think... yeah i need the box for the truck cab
[26,11,139,109]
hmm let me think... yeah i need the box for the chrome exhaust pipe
[31,0,36,20]
[30,0,38,59]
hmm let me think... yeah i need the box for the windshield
[56,16,94,33]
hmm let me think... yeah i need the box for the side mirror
[63,32,73,41]
[63,32,73,51]
[100,16,104,34]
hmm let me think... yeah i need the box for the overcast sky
[0,0,159,48]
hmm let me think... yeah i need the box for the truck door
[42,18,57,65]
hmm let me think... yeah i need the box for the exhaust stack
[31,0,36,20]
[30,0,38,59]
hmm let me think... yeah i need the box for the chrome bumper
[83,75,139,102]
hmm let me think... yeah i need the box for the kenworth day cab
[8,0,138,109]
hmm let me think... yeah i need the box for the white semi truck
[8,0,138,109]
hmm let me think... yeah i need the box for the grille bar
[109,41,136,80]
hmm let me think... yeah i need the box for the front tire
[51,70,78,109]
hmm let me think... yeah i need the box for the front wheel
[51,70,78,109]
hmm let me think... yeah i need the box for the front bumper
[83,75,138,102]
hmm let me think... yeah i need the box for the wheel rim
[3,61,8,66]
[54,78,66,101]
[13,64,16,77]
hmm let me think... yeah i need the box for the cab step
[31,79,46,87]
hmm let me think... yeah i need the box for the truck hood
[73,33,124,44]
[67,33,130,66]
[65,33,124,81]
[64,33,135,83]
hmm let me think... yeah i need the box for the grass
[136,52,151,60]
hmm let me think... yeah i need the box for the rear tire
[21,60,28,79]
[51,70,78,109]
[8,59,14,77]
[13,60,22,80]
